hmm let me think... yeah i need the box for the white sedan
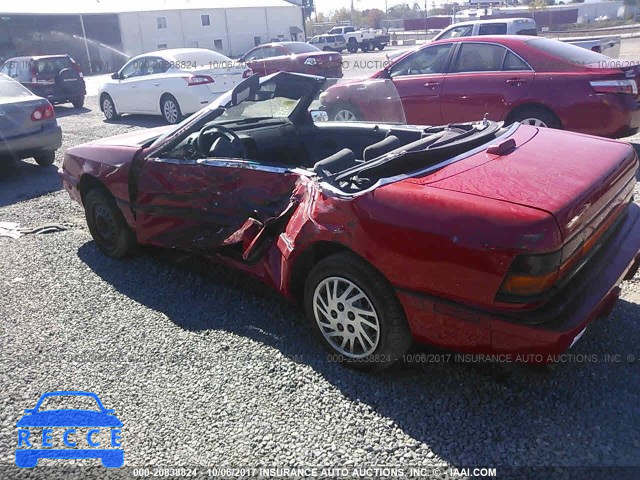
[99,48,250,124]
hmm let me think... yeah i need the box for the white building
[0,0,306,67]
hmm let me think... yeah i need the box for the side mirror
[310,110,329,122]
[111,72,120,80]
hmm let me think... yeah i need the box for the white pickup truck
[327,26,390,53]
[432,18,621,57]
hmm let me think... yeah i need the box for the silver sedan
[0,73,62,166]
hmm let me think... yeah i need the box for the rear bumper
[0,124,62,158]
[27,84,86,103]
[397,202,640,360]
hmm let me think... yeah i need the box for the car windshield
[150,73,408,151]
[286,43,321,54]
[169,50,231,67]
[0,75,32,97]
[35,57,73,74]
[527,38,610,65]
[35,395,101,412]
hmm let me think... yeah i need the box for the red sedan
[239,42,343,78]
[320,36,640,138]
[60,73,640,370]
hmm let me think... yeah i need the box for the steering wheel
[197,124,247,159]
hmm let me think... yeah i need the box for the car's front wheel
[34,151,56,167]
[84,187,137,258]
[101,94,119,121]
[161,94,182,124]
[304,252,412,370]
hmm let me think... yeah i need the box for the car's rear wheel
[161,94,182,124]
[509,107,560,129]
[347,41,358,53]
[328,102,361,122]
[360,42,371,53]
[34,151,56,167]
[101,94,118,121]
[304,252,412,370]
[377,44,385,51]
[84,187,137,259]
[72,96,85,108]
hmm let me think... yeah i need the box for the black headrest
[362,135,401,161]
[313,148,356,177]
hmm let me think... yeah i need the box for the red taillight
[590,79,638,95]
[31,103,55,122]
[72,61,83,77]
[242,69,253,78]
[185,75,214,86]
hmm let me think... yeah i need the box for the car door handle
[506,78,526,86]
[424,81,440,89]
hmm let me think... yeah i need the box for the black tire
[304,252,413,370]
[84,187,137,259]
[161,94,182,124]
[34,151,56,167]
[72,96,85,108]
[508,107,560,129]
[327,102,362,122]
[101,94,119,121]
[377,44,385,51]
[360,42,371,53]
[347,41,358,54]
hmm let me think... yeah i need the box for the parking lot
[1,43,640,479]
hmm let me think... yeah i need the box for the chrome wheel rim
[334,109,356,122]
[313,276,380,358]
[163,100,178,123]
[103,98,114,119]
[520,117,547,127]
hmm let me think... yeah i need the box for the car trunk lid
[0,97,47,139]
[183,65,246,94]
[416,125,638,242]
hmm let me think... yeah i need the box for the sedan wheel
[304,252,412,370]
[510,107,560,130]
[313,276,380,358]
[84,188,137,258]
[161,96,182,124]
[333,109,357,122]
[102,95,117,120]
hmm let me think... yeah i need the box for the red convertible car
[239,42,343,78]
[320,36,640,138]
[60,72,640,370]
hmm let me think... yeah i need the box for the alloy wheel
[520,117,548,127]
[163,100,179,124]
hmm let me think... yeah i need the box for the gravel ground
[1,98,639,480]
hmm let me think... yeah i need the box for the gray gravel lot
[1,97,639,480]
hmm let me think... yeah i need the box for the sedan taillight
[185,75,214,86]
[304,57,318,66]
[590,79,638,95]
[31,103,55,122]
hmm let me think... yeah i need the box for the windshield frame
[147,72,325,157]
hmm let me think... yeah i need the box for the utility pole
[79,15,93,75]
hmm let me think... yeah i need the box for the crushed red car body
[60,72,640,369]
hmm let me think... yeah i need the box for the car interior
[166,117,509,194]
